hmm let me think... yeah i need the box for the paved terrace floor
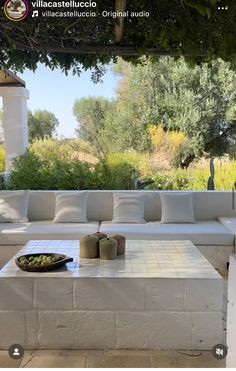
[0,348,226,368]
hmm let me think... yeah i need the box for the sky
[17,64,119,138]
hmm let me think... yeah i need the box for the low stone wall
[0,276,223,350]
[227,255,236,367]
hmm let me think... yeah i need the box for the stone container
[80,235,99,258]
[92,232,108,241]
[99,238,117,260]
[111,234,126,255]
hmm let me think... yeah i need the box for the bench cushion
[99,220,234,246]
[0,221,99,245]
[218,217,236,234]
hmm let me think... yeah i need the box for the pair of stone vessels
[80,232,126,260]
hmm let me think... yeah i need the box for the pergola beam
[114,0,127,44]
[0,69,25,87]
[14,44,206,57]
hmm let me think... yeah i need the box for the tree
[10,0,22,11]
[73,97,114,156]
[0,0,236,79]
[28,110,59,142]
[102,57,236,165]
[0,108,3,144]
[99,72,152,153]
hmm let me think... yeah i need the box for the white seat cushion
[99,220,234,246]
[218,217,236,234]
[0,221,99,245]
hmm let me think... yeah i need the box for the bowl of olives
[15,253,73,272]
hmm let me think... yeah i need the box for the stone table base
[0,240,223,350]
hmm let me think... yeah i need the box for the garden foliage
[3,140,236,191]
[0,145,5,173]
[6,148,139,191]
[74,58,236,167]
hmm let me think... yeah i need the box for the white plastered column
[0,87,29,170]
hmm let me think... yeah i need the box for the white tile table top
[0,240,221,278]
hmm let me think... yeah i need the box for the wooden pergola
[0,69,25,87]
[2,0,232,77]
[12,0,192,57]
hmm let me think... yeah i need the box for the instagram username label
[31,1,98,18]
[3,0,150,20]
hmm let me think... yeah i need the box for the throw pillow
[160,192,196,223]
[53,192,88,223]
[112,193,146,223]
[0,190,29,223]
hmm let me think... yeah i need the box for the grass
[187,158,236,190]
[107,152,236,190]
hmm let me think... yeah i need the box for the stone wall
[0,277,223,350]
[226,254,236,367]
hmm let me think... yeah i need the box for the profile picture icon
[4,0,29,21]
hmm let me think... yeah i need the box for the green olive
[19,257,27,263]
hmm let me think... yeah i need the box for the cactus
[210,158,215,179]
[207,159,215,190]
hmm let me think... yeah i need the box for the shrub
[0,173,5,190]
[30,138,97,163]
[6,150,140,190]
[7,150,51,190]
[7,150,95,190]
[107,151,146,167]
[93,160,140,190]
[47,159,94,190]
[147,125,186,162]
[6,143,236,191]
[144,170,192,190]
[0,145,5,172]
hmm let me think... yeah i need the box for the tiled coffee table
[0,240,223,350]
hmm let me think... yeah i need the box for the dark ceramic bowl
[15,253,73,272]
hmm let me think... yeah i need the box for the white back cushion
[53,192,88,223]
[28,191,161,221]
[112,193,146,223]
[160,192,195,223]
[27,190,236,222]
[0,190,29,223]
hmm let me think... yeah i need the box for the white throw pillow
[53,192,88,223]
[0,190,29,223]
[160,192,196,224]
[112,193,146,223]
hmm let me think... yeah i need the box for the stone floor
[0,349,226,368]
